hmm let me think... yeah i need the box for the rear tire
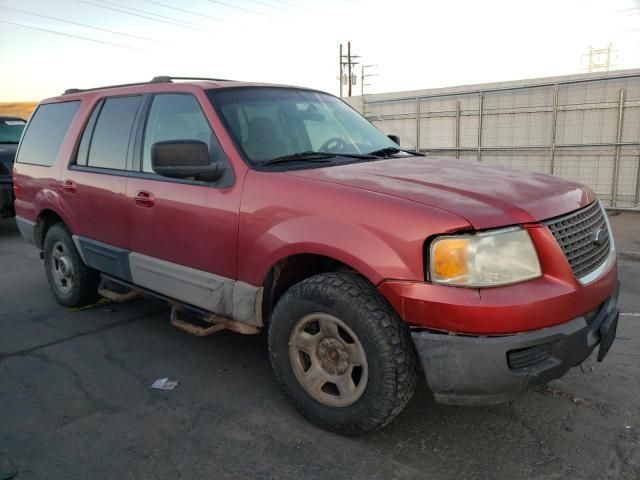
[268,271,418,435]
[43,223,100,307]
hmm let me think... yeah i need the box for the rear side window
[84,96,141,170]
[16,101,80,166]
[75,100,103,167]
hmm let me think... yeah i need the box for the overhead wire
[0,20,146,51]
[265,0,318,13]
[245,0,294,14]
[74,0,212,33]
[205,0,278,19]
[0,5,165,44]
[91,0,213,30]
[139,0,232,24]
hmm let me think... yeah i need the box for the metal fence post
[611,88,625,207]
[636,157,640,206]
[477,92,484,161]
[550,84,559,175]
[415,97,421,152]
[455,100,461,159]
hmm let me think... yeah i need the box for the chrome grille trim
[544,201,614,284]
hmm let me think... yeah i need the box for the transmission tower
[587,44,615,72]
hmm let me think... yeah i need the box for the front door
[125,93,247,319]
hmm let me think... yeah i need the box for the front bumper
[412,283,620,405]
[0,181,15,218]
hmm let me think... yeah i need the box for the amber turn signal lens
[432,238,468,282]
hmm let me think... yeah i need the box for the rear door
[61,95,143,278]
[125,92,241,311]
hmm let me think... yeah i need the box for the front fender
[244,215,413,286]
[237,171,470,287]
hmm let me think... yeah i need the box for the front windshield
[0,118,26,143]
[208,87,398,164]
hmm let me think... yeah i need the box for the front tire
[268,272,418,435]
[43,223,100,307]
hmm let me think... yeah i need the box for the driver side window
[142,94,212,173]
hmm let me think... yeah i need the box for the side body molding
[129,252,262,326]
[74,237,262,326]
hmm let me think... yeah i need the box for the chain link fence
[358,71,640,208]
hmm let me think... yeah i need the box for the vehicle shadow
[0,218,19,238]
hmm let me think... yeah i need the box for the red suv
[13,76,619,435]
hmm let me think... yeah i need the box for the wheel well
[262,254,352,323]
[35,210,64,248]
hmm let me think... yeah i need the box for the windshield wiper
[259,151,337,166]
[259,150,375,166]
[368,146,424,157]
[0,141,19,144]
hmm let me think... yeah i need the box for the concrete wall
[344,69,640,208]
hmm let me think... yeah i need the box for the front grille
[544,201,611,280]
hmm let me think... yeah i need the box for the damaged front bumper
[412,283,620,406]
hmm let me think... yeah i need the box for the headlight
[429,227,541,287]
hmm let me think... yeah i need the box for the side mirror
[151,140,222,182]
[387,134,400,145]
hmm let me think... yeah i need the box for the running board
[98,274,261,336]
[170,307,261,336]
[98,279,142,302]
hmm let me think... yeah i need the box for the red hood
[289,156,595,230]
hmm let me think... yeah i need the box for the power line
[245,0,294,14]
[266,0,318,13]
[205,0,277,19]
[74,0,211,33]
[0,20,145,51]
[139,0,232,24]
[93,0,212,30]
[0,6,164,44]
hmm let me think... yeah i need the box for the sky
[0,0,639,102]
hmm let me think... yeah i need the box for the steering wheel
[319,137,348,153]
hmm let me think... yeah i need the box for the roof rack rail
[62,76,171,95]
[62,76,234,95]
[151,76,235,83]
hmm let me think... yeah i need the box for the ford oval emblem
[591,227,607,247]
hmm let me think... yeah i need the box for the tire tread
[268,271,418,435]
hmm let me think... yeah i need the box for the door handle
[61,179,77,193]
[134,190,155,207]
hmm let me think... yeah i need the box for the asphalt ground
[1,213,639,480]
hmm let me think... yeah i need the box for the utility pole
[361,64,378,116]
[338,41,360,97]
[347,41,353,96]
[339,43,343,97]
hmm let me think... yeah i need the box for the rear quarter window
[16,101,80,166]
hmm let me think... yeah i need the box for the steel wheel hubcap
[289,313,368,407]
[51,241,73,294]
